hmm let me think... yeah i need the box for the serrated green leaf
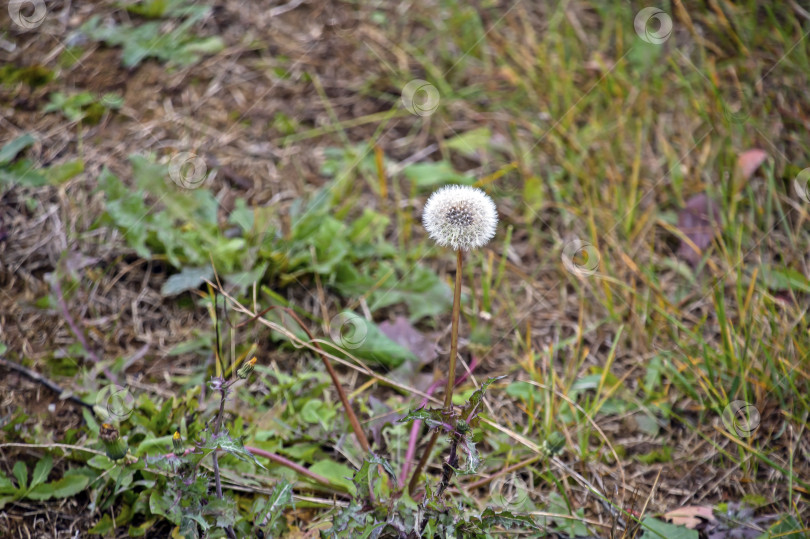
[254,480,293,535]
[81,10,223,68]
[463,376,504,422]
[398,407,448,431]
[352,455,397,500]
[458,438,480,475]
[199,431,266,470]
[461,508,539,533]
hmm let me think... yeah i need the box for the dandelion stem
[407,249,464,494]
[444,249,464,410]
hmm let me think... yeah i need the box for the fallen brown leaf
[664,505,716,528]
[676,192,721,266]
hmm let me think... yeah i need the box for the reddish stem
[238,305,371,453]
[400,356,478,485]
[245,446,345,491]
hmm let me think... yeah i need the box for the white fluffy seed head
[422,185,498,250]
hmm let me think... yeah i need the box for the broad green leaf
[309,460,355,494]
[368,264,453,321]
[0,159,48,187]
[759,265,810,293]
[88,514,114,535]
[28,471,90,500]
[0,133,36,165]
[755,514,804,539]
[319,311,418,368]
[640,517,698,539]
[444,127,492,158]
[149,489,181,523]
[300,399,336,426]
[30,455,53,490]
[161,266,214,296]
[225,261,268,293]
[12,461,27,489]
[402,161,475,189]
[0,472,17,494]
[125,0,169,18]
[43,159,84,184]
[547,492,590,537]
[228,197,254,231]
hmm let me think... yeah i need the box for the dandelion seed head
[422,185,498,250]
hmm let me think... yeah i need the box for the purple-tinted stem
[400,357,478,485]
[52,277,119,385]
[245,446,343,491]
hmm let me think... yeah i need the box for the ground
[0,0,808,538]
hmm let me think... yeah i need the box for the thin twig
[51,277,118,385]
[0,357,95,410]
[225,298,371,453]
